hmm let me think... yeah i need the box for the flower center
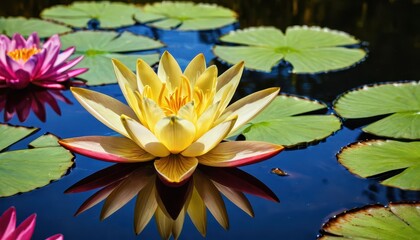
[7,46,41,63]
[158,77,193,116]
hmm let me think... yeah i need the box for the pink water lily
[0,33,87,89]
[0,207,63,240]
[59,52,283,185]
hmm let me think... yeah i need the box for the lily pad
[337,140,420,190]
[0,17,71,38]
[60,31,163,85]
[41,1,139,29]
[319,202,420,239]
[334,81,420,139]
[134,2,237,31]
[213,26,366,73]
[0,124,74,197]
[236,94,341,147]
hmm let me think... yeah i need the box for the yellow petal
[213,182,254,217]
[136,58,163,100]
[194,101,219,139]
[219,87,280,135]
[194,171,229,229]
[158,51,182,91]
[182,117,236,157]
[121,115,170,157]
[216,61,244,92]
[154,116,196,154]
[172,208,185,240]
[124,84,146,125]
[154,155,198,184]
[134,177,158,235]
[198,141,284,167]
[183,53,206,86]
[177,101,197,123]
[187,187,207,236]
[71,87,137,137]
[101,167,155,220]
[141,96,166,129]
[112,59,138,108]
[194,65,217,94]
[58,136,155,163]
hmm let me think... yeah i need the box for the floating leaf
[334,81,420,139]
[0,124,74,197]
[338,140,420,190]
[41,1,139,28]
[213,26,366,73]
[134,2,237,31]
[319,202,420,239]
[60,31,163,85]
[0,17,70,38]
[237,94,341,147]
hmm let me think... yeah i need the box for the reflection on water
[0,86,71,122]
[66,163,279,238]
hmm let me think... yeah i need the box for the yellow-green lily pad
[0,124,74,197]
[41,1,139,29]
[334,81,420,139]
[134,1,237,31]
[319,202,420,239]
[338,140,420,190]
[237,94,341,147]
[0,17,71,37]
[213,26,366,73]
[60,31,164,85]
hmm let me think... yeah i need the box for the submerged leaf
[0,125,74,197]
[338,140,420,190]
[214,26,366,73]
[334,81,420,139]
[319,202,420,239]
[41,1,139,28]
[0,17,71,37]
[60,31,163,85]
[134,1,237,31]
[236,94,341,147]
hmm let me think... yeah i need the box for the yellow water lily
[59,51,283,184]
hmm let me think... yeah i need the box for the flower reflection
[0,86,71,122]
[66,163,279,239]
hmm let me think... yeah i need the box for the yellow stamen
[7,46,41,63]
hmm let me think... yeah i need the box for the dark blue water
[1,1,419,239]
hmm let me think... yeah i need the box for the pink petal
[7,69,31,89]
[198,141,284,167]
[65,68,88,78]
[45,234,64,240]
[11,33,26,49]
[53,47,75,67]
[30,92,47,122]
[13,213,36,240]
[25,33,40,48]
[54,55,84,74]
[0,207,17,239]
[58,136,155,163]
[0,35,11,49]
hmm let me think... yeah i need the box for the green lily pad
[134,1,237,31]
[338,140,420,190]
[0,17,71,38]
[319,202,420,239]
[60,31,163,85]
[41,1,139,28]
[237,94,342,147]
[0,124,74,197]
[213,26,366,73]
[334,81,420,139]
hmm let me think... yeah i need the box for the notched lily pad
[60,31,164,85]
[236,94,342,147]
[134,1,237,31]
[334,81,420,140]
[41,1,139,29]
[0,17,71,37]
[214,26,366,73]
[319,202,420,239]
[338,140,420,190]
[0,124,74,197]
